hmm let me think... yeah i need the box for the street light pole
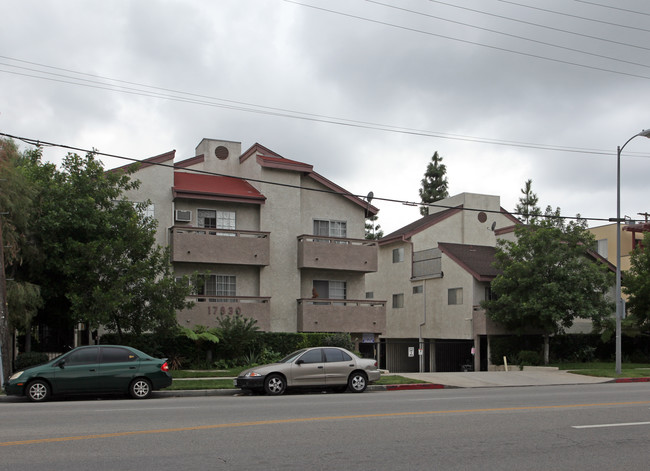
[613,129,650,375]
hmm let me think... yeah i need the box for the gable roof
[239,143,378,216]
[173,172,266,204]
[109,150,176,174]
[380,206,463,245]
[438,242,500,281]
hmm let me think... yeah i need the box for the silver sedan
[235,346,381,395]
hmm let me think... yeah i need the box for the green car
[3,345,172,402]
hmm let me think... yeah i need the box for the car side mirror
[296,359,304,365]
[57,359,66,369]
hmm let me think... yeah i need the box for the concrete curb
[3,376,649,401]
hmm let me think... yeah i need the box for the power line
[284,0,650,81]
[0,131,615,223]
[573,0,650,17]
[3,56,649,158]
[366,0,650,71]
[495,0,650,33]
[421,0,650,52]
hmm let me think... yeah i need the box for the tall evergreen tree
[419,151,449,216]
[515,179,542,224]
[365,215,384,240]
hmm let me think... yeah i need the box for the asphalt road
[2,383,650,470]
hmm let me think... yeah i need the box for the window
[131,202,154,219]
[366,291,374,299]
[299,349,323,364]
[596,239,608,258]
[198,210,236,230]
[198,275,236,299]
[101,347,137,363]
[313,219,347,238]
[392,293,404,308]
[393,247,404,263]
[324,348,352,362]
[413,285,423,294]
[64,347,99,366]
[217,211,236,231]
[313,280,346,300]
[448,288,463,305]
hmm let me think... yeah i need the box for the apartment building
[367,193,520,373]
[117,138,385,354]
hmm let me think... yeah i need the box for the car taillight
[161,361,169,372]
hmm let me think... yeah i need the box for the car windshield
[279,349,307,363]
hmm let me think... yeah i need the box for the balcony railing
[297,235,378,272]
[297,298,386,334]
[170,226,270,265]
[178,296,271,331]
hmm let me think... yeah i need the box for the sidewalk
[391,368,614,389]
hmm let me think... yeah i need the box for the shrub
[517,350,542,369]
[322,332,355,351]
[15,352,49,371]
[214,313,259,362]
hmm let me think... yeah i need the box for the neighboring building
[589,221,648,272]
[366,193,521,373]
[116,138,385,356]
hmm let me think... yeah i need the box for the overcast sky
[2,0,650,234]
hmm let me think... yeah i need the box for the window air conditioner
[175,210,192,222]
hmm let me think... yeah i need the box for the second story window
[198,210,236,230]
[312,280,347,300]
[197,274,236,301]
[314,219,347,238]
[393,247,404,263]
[448,287,463,305]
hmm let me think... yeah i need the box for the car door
[97,346,140,392]
[52,347,100,394]
[289,348,326,386]
[323,348,355,385]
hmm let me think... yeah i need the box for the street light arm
[620,129,650,154]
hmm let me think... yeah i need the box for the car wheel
[26,380,50,402]
[264,374,286,396]
[130,378,152,399]
[348,372,368,393]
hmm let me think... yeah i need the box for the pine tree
[419,151,449,216]
[515,179,541,224]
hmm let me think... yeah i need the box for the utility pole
[0,215,9,386]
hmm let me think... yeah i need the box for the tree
[515,179,542,224]
[0,140,41,366]
[17,149,194,345]
[419,151,449,216]
[622,231,650,332]
[365,215,384,240]
[482,213,614,364]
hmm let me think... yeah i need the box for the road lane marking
[573,422,650,429]
[3,400,650,447]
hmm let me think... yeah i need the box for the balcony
[170,227,270,265]
[297,298,386,334]
[297,235,378,272]
[178,296,271,331]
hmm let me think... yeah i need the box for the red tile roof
[173,172,266,204]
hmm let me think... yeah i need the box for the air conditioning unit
[175,210,192,222]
